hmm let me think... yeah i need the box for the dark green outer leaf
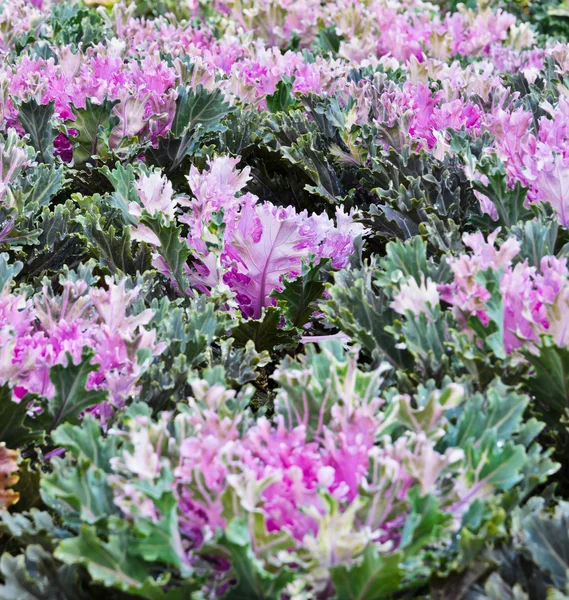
[171,85,231,136]
[524,338,569,423]
[18,99,57,164]
[523,512,569,589]
[220,519,294,600]
[0,545,86,600]
[0,386,43,447]
[331,548,403,600]
[40,348,108,433]
[272,258,330,328]
[232,306,300,353]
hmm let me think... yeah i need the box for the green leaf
[39,348,108,433]
[400,491,452,554]
[18,98,57,164]
[0,386,43,447]
[55,526,170,598]
[281,132,342,203]
[451,382,529,449]
[99,163,139,225]
[146,133,201,174]
[454,501,506,567]
[322,262,408,369]
[37,201,80,250]
[274,340,389,439]
[218,339,271,386]
[524,337,569,425]
[131,493,185,570]
[149,85,230,173]
[40,460,117,526]
[21,234,87,280]
[0,545,86,600]
[13,163,63,216]
[50,3,108,47]
[465,433,527,491]
[220,519,294,600]
[473,157,532,228]
[399,308,449,378]
[79,212,146,275]
[379,237,446,285]
[151,294,233,367]
[11,459,42,512]
[397,384,462,436]
[330,547,404,600]
[430,560,495,600]
[40,418,122,526]
[468,268,506,359]
[0,252,22,290]
[139,294,235,409]
[519,440,559,498]
[68,97,119,164]
[513,215,558,267]
[272,258,329,328]
[0,509,70,547]
[171,85,231,136]
[522,509,569,589]
[232,306,300,353]
[312,26,343,55]
[50,415,118,472]
[139,214,191,294]
[266,77,295,113]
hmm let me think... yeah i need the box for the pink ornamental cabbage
[169,367,382,543]
[240,417,327,539]
[168,156,363,317]
[222,202,363,318]
[0,277,165,409]
[172,385,374,542]
[182,155,252,249]
[527,154,569,227]
[132,171,179,220]
[439,230,569,353]
[174,379,248,534]
[108,355,489,566]
[7,48,178,144]
[129,170,189,245]
[223,202,315,319]
[487,97,569,227]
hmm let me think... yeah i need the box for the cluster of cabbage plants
[2,0,569,598]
